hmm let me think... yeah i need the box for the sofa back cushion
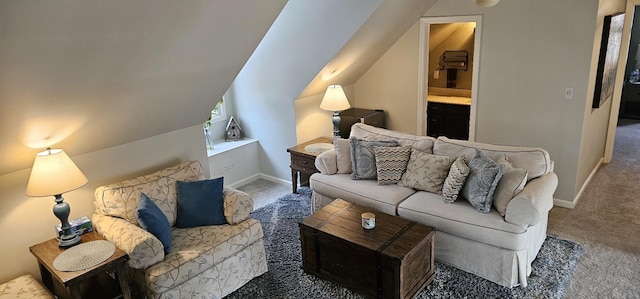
[350,123,436,152]
[94,160,205,226]
[433,137,552,180]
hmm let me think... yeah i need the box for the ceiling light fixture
[474,0,501,7]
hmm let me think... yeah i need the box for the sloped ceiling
[0,0,287,175]
[299,0,438,98]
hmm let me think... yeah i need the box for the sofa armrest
[315,149,338,175]
[92,213,165,269]
[504,172,558,227]
[223,187,253,225]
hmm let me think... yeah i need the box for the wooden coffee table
[299,199,435,299]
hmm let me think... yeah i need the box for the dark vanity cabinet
[620,82,640,119]
[427,102,470,140]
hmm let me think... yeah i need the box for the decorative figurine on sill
[225,116,242,141]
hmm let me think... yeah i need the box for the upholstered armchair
[92,161,267,299]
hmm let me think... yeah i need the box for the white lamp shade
[474,0,500,7]
[26,148,88,197]
[320,85,351,111]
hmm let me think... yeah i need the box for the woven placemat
[53,240,116,272]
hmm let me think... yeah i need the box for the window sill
[207,138,258,157]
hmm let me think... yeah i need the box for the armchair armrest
[92,213,164,269]
[315,148,338,175]
[504,172,558,227]
[223,187,253,225]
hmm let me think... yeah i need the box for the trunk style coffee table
[299,199,435,299]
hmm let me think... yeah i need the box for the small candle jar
[361,212,376,229]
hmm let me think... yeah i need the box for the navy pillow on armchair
[175,177,226,228]
[136,193,172,254]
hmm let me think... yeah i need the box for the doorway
[418,16,482,141]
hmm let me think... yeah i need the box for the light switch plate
[565,88,574,100]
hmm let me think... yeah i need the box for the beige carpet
[237,120,640,297]
[548,118,640,298]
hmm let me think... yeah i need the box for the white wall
[0,124,208,283]
[354,22,422,135]
[577,0,626,197]
[228,0,383,181]
[208,140,260,186]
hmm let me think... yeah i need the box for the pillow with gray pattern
[461,149,506,213]
[350,138,397,180]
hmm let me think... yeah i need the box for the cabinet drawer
[292,155,317,173]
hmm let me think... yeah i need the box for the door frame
[418,15,482,140]
[604,0,639,162]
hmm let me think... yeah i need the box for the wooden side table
[287,137,333,193]
[29,231,131,299]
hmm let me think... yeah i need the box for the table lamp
[320,84,351,138]
[26,148,88,247]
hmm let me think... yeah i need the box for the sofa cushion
[461,150,506,213]
[433,137,551,181]
[136,193,172,254]
[176,178,226,228]
[145,218,264,294]
[399,150,452,193]
[494,155,528,216]
[397,192,529,251]
[309,173,416,215]
[374,146,411,185]
[442,155,470,203]
[333,138,352,174]
[350,138,397,180]
[94,161,205,226]
[349,123,436,152]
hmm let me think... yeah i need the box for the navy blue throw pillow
[175,177,226,228]
[136,193,172,254]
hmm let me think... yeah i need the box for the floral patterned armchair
[92,161,267,299]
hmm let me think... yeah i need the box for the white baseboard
[227,173,290,189]
[554,157,604,209]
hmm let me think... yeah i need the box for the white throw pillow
[493,155,528,216]
[333,138,352,174]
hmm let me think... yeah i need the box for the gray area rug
[228,187,583,299]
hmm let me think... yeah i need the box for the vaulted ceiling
[0,0,433,176]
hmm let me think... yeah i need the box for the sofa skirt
[433,215,548,288]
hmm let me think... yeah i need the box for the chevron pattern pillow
[374,146,412,185]
[442,155,470,203]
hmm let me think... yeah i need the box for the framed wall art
[593,12,625,109]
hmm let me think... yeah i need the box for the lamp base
[332,111,341,138]
[53,194,81,247]
[58,232,81,247]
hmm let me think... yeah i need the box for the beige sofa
[310,123,558,288]
[92,161,267,299]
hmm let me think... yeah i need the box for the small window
[210,98,226,123]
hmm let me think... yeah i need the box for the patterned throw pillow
[461,149,506,213]
[442,155,470,203]
[374,146,412,185]
[493,155,528,216]
[350,139,397,180]
[398,149,453,193]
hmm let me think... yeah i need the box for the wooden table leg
[69,283,82,299]
[291,168,298,194]
[116,264,132,299]
[38,263,54,293]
